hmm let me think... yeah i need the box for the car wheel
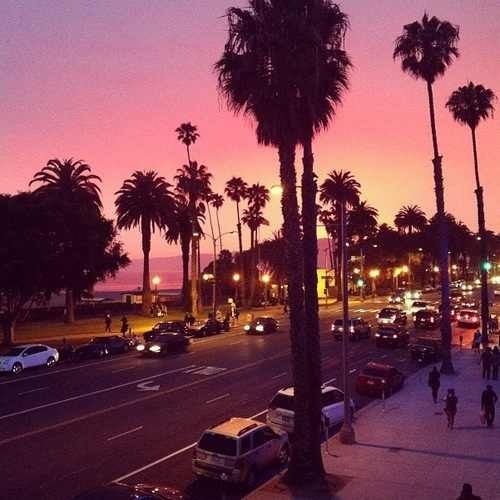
[46,356,55,368]
[11,362,22,375]
[277,444,290,465]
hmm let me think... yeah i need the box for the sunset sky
[2,0,499,262]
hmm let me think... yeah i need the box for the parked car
[459,298,479,310]
[409,337,443,364]
[0,344,59,375]
[244,317,279,335]
[414,309,441,329]
[137,333,190,356]
[144,321,189,341]
[376,307,407,326]
[73,483,184,500]
[192,418,289,487]
[188,318,223,338]
[388,291,405,304]
[266,385,355,434]
[331,318,371,341]
[355,362,405,397]
[74,336,130,360]
[404,289,422,301]
[456,309,480,328]
[375,326,410,348]
[410,301,432,316]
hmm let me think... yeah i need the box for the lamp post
[152,275,161,304]
[261,273,271,303]
[232,273,241,303]
[369,269,380,297]
[191,231,200,316]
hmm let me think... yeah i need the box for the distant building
[121,290,143,305]
[317,268,335,299]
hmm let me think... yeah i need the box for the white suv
[266,385,355,434]
[192,418,289,487]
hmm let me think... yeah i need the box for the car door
[22,346,41,368]
[252,427,278,468]
[325,389,344,425]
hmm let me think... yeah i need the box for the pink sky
[2,0,499,261]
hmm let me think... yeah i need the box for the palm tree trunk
[236,201,246,306]
[249,229,256,305]
[216,208,223,253]
[426,80,453,374]
[180,233,191,310]
[471,127,489,342]
[190,235,199,316]
[301,138,324,476]
[336,203,342,301]
[141,219,152,315]
[65,288,76,323]
[278,140,312,484]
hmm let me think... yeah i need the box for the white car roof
[278,385,339,397]
[16,344,47,349]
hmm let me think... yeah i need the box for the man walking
[481,384,498,428]
[444,388,458,429]
[428,366,440,403]
[480,347,492,380]
[491,346,500,381]
[104,313,112,333]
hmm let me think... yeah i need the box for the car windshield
[379,328,398,335]
[198,433,237,456]
[412,302,427,308]
[416,310,432,317]
[379,309,397,318]
[270,393,294,411]
[334,319,354,326]
[3,347,24,357]
[157,333,178,340]
[363,366,389,377]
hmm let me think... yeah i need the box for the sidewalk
[248,349,500,500]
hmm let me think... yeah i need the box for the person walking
[120,315,129,335]
[491,346,500,381]
[481,384,498,428]
[104,313,112,333]
[472,330,481,353]
[444,388,458,429]
[480,347,492,380]
[428,366,441,403]
[457,483,482,500]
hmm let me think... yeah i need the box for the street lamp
[270,184,284,196]
[369,269,380,296]
[232,273,241,302]
[261,273,271,302]
[152,275,161,303]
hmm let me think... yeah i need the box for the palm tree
[446,82,496,341]
[246,183,270,210]
[175,161,212,315]
[175,122,199,165]
[394,13,459,374]
[320,170,360,300]
[394,205,427,235]
[115,171,176,314]
[210,193,225,253]
[30,158,102,322]
[225,177,248,305]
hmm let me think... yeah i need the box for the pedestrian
[104,313,112,333]
[480,347,492,380]
[444,388,458,429]
[481,384,498,428]
[457,483,481,500]
[428,366,440,404]
[492,346,500,381]
[120,315,129,335]
[472,330,481,353]
[235,307,240,322]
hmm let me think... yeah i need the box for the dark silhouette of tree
[115,171,176,314]
[210,193,225,253]
[225,176,248,304]
[446,81,496,341]
[30,158,103,322]
[394,13,459,373]
[175,122,199,165]
[394,205,427,235]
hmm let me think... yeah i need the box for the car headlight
[256,325,264,332]
[392,334,398,339]
[136,344,145,351]
[375,333,380,337]
[244,325,250,331]
[149,345,161,353]
[349,326,355,333]
[430,317,434,323]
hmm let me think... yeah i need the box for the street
[0,294,494,499]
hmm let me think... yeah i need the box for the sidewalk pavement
[248,348,500,500]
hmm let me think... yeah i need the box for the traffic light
[481,261,492,272]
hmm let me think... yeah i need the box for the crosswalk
[182,365,227,376]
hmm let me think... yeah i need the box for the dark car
[375,326,409,348]
[409,337,443,364]
[414,309,441,329]
[74,336,130,360]
[331,318,371,341]
[188,318,222,338]
[244,317,279,335]
[73,482,183,500]
[144,321,189,341]
[137,333,190,356]
[376,307,407,326]
[355,362,405,397]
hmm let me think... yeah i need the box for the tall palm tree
[246,183,270,210]
[394,13,459,373]
[115,171,176,314]
[446,82,496,341]
[210,193,225,253]
[30,158,102,322]
[225,177,248,305]
[175,162,212,315]
[394,205,427,235]
[320,170,360,300]
[175,122,199,165]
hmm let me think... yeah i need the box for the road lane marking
[137,381,160,391]
[324,377,337,384]
[107,426,143,442]
[205,393,230,404]
[18,386,49,396]
[379,354,388,359]
[272,372,287,380]
[0,365,195,421]
[349,369,358,374]
[228,340,243,346]
[112,366,137,374]
[183,366,204,374]
[192,366,226,376]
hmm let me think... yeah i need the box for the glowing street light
[433,266,440,273]
[232,273,241,282]
[270,184,284,196]
[369,269,380,297]
[152,275,161,303]
[261,274,271,284]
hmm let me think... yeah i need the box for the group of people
[479,345,500,380]
[428,366,498,429]
[104,313,130,335]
